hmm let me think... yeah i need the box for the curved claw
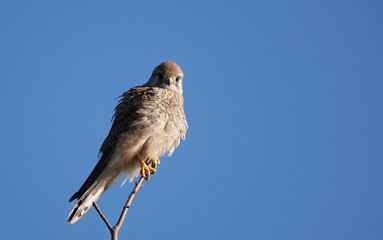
[138,154,159,181]
[151,156,161,170]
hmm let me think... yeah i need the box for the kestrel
[67,61,188,224]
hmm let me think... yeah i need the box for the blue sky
[0,1,382,239]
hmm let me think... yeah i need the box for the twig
[93,202,113,233]
[115,177,145,232]
[93,165,150,240]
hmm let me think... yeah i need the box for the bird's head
[145,61,184,94]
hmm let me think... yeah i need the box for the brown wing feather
[69,86,153,202]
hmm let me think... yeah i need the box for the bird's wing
[69,86,153,202]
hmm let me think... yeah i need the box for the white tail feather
[67,156,141,223]
[67,181,104,224]
[67,171,121,224]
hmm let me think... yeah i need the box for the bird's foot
[138,154,157,181]
[150,156,161,170]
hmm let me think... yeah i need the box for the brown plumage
[67,61,188,224]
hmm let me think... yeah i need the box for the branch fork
[93,176,146,240]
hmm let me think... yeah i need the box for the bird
[67,61,188,224]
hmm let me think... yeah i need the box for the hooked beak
[164,76,174,85]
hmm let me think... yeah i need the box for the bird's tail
[66,172,120,224]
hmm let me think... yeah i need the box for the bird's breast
[142,92,187,158]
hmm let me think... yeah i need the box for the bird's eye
[157,73,164,79]
[176,76,181,82]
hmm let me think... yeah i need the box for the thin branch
[93,202,113,233]
[115,176,145,231]
[93,162,153,240]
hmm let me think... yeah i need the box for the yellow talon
[151,156,161,169]
[138,154,158,181]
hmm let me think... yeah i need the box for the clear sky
[0,1,382,239]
